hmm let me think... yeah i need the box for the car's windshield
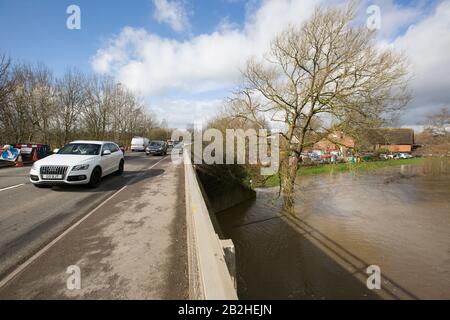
[58,143,101,155]
[150,141,163,147]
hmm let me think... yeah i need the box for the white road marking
[0,156,168,289]
[0,184,25,192]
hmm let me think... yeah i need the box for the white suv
[30,141,124,188]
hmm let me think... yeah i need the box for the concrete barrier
[184,148,238,300]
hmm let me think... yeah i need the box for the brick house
[367,128,415,153]
[313,132,355,155]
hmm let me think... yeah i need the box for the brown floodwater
[216,159,450,299]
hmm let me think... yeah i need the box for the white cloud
[152,0,190,33]
[92,0,320,97]
[151,99,223,129]
[91,0,448,126]
[392,0,450,123]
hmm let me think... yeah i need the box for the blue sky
[0,0,249,75]
[1,0,449,127]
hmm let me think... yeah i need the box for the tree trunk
[281,155,299,215]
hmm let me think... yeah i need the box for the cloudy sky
[0,0,448,128]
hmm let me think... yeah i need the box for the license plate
[42,174,63,180]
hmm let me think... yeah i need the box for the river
[216,160,450,299]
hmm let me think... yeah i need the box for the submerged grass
[265,158,425,187]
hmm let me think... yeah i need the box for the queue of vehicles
[1,136,178,188]
[30,137,176,188]
[131,137,179,156]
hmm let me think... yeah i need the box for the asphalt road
[0,152,164,280]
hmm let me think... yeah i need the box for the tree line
[0,54,159,148]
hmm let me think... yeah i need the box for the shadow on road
[49,168,165,193]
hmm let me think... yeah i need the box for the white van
[131,137,149,152]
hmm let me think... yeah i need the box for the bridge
[0,148,237,299]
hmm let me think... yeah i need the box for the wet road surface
[0,154,188,299]
[0,153,159,278]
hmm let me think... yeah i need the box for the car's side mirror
[53,148,60,154]
[102,150,111,156]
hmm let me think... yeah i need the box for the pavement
[0,152,188,299]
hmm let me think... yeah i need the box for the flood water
[216,160,450,299]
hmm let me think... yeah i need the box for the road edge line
[0,184,25,192]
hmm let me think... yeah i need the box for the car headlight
[72,164,90,171]
[31,163,37,171]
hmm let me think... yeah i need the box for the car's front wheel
[116,160,124,175]
[88,167,102,188]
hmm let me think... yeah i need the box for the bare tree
[1,61,55,144]
[30,63,54,144]
[0,54,12,107]
[0,54,14,144]
[0,53,158,148]
[83,76,116,140]
[427,107,450,129]
[110,85,157,146]
[54,69,85,145]
[111,85,133,144]
[230,4,411,212]
[83,76,157,144]
[7,63,36,142]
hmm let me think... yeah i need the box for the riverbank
[264,158,425,187]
